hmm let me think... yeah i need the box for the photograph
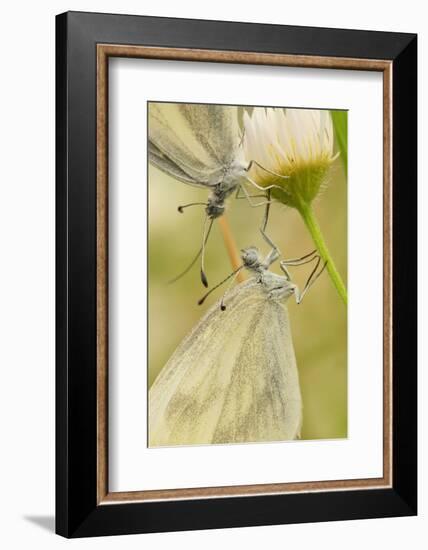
[147,102,348,447]
[0,0,420,545]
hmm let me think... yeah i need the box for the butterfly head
[206,195,226,219]
[241,247,262,270]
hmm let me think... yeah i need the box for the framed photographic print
[56,11,417,538]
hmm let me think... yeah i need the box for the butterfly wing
[149,280,302,447]
[148,141,198,185]
[149,102,220,185]
[179,104,241,167]
[148,103,241,187]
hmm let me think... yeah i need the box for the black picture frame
[56,10,417,538]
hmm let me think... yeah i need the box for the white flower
[243,108,338,209]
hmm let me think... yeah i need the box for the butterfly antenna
[167,216,213,285]
[219,268,245,311]
[167,246,203,285]
[177,202,207,213]
[200,217,214,288]
[198,266,243,306]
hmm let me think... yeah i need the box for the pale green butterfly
[148,102,287,286]
[148,244,326,447]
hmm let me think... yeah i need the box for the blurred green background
[148,108,347,440]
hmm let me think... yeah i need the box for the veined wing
[149,103,224,185]
[179,104,241,168]
[149,280,302,447]
[148,141,200,185]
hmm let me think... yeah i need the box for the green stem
[298,202,347,305]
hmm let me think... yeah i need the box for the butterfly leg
[279,250,319,281]
[291,257,328,304]
[234,187,266,201]
[259,189,280,260]
[244,170,293,204]
[242,176,293,251]
[236,184,282,262]
[264,247,281,269]
[246,160,290,182]
[279,250,320,281]
[244,174,284,195]
[235,181,272,208]
[280,250,319,266]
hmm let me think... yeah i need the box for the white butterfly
[148,244,326,447]
[148,102,285,286]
